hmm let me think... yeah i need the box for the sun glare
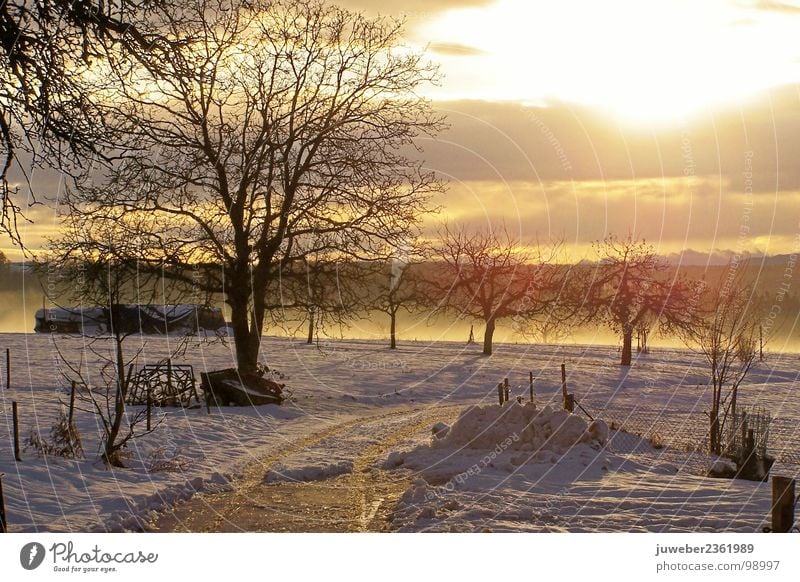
[419,0,800,125]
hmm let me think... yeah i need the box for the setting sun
[417,0,800,124]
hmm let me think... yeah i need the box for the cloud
[416,86,800,192]
[330,0,494,16]
[428,42,486,56]
[752,0,800,14]
[420,177,800,256]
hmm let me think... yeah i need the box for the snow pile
[432,402,609,454]
[383,403,617,489]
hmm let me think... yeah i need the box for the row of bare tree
[42,223,763,463]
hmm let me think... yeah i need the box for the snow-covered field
[0,332,797,532]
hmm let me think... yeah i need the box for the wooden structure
[200,369,284,407]
[128,360,200,407]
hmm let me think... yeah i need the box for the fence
[578,400,800,475]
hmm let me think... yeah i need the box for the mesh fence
[571,397,800,476]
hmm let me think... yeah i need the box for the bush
[27,407,84,459]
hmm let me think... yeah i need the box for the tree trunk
[306,310,315,345]
[229,295,259,374]
[104,305,127,467]
[709,404,721,455]
[483,317,496,355]
[389,309,397,349]
[620,327,633,366]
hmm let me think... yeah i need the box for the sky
[4,0,800,261]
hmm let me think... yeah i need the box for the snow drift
[383,403,616,489]
[429,402,609,454]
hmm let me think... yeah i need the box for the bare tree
[368,252,428,349]
[432,224,565,355]
[41,216,192,467]
[278,253,364,345]
[680,266,760,455]
[585,234,701,366]
[0,1,183,245]
[60,0,443,374]
[518,310,576,345]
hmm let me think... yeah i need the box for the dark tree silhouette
[586,235,701,366]
[41,217,193,467]
[57,0,443,373]
[433,224,564,355]
[369,256,427,349]
[0,1,182,245]
[680,266,759,455]
[280,253,363,345]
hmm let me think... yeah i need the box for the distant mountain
[665,249,762,266]
[665,249,795,267]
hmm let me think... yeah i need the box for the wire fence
[572,397,800,476]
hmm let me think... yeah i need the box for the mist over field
[3,259,800,351]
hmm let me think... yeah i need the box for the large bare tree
[585,234,701,366]
[0,1,183,246]
[59,0,443,373]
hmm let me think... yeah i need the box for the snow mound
[100,472,233,532]
[708,458,737,478]
[381,403,617,490]
[433,403,608,454]
[264,459,353,483]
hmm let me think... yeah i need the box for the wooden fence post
[771,476,795,533]
[146,385,152,432]
[5,348,9,390]
[564,393,575,413]
[68,381,77,428]
[560,363,568,408]
[497,382,504,406]
[12,401,21,462]
[529,372,534,402]
[166,358,174,405]
[0,473,6,533]
[503,378,510,403]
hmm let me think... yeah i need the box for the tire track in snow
[150,405,462,532]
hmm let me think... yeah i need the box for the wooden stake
[0,473,6,533]
[529,372,534,402]
[5,348,9,390]
[564,393,575,413]
[771,476,795,533]
[146,385,152,432]
[12,401,21,462]
[167,358,174,405]
[561,363,567,401]
[497,382,504,406]
[503,377,510,403]
[68,381,77,428]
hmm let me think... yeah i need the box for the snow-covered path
[152,405,464,532]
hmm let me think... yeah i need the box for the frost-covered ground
[382,403,774,532]
[0,332,797,532]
